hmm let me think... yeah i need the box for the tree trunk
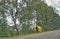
[14,18,19,35]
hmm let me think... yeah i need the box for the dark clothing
[36,26,38,32]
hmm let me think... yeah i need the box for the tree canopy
[0,0,60,37]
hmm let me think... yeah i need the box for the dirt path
[8,30,60,39]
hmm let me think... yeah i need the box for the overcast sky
[44,0,60,15]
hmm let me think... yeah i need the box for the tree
[0,1,11,36]
[29,0,60,31]
[0,0,60,36]
[4,0,33,35]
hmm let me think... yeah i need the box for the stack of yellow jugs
[33,25,42,32]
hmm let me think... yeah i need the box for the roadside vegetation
[0,0,60,38]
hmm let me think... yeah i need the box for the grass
[0,29,43,39]
[0,33,39,39]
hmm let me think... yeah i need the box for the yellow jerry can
[33,25,42,32]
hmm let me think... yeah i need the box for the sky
[44,0,60,15]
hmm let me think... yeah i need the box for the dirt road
[20,30,60,39]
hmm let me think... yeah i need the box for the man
[33,25,42,32]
